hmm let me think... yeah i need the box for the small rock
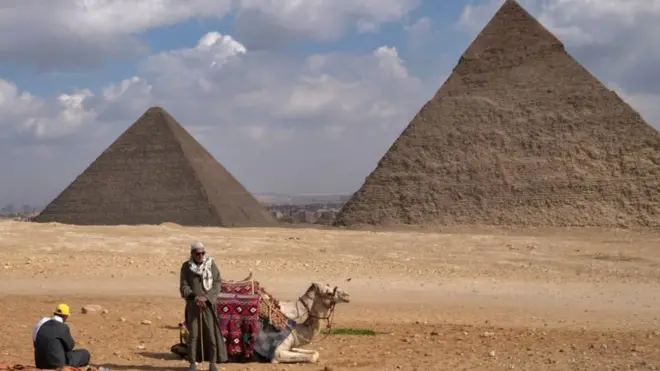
[136,345,145,350]
[489,350,496,357]
[119,317,127,322]
[430,331,439,336]
[81,305,104,314]
[141,320,151,325]
[101,309,109,314]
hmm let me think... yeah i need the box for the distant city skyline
[0,192,352,213]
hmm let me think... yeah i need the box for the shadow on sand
[136,352,182,361]
[98,364,186,371]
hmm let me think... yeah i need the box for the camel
[171,280,350,364]
[270,283,351,364]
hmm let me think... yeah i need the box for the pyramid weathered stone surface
[33,106,275,227]
[335,0,660,228]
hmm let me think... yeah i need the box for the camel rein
[287,286,338,343]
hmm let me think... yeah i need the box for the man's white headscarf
[188,241,213,292]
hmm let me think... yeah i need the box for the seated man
[33,303,91,369]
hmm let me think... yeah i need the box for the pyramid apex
[461,0,562,59]
[146,106,168,114]
[500,0,532,13]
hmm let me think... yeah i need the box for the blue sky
[1,0,659,207]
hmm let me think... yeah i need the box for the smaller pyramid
[33,106,275,227]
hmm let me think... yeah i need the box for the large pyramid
[335,0,660,228]
[33,106,275,227]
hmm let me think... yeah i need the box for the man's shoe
[209,363,218,371]
[187,363,196,371]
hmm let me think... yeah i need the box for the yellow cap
[54,303,70,317]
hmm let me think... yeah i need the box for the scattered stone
[81,305,104,314]
[119,317,127,322]
[489,350,496,357]
[101,309,109,314]
[136,345,145,350]
[141,320,151,325]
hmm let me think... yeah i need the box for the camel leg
[291,348,318,354]
[271,334,319,364]
[273,349,319,363]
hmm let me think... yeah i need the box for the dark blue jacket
[34,319,75,369]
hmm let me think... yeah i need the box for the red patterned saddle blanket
[216,293,260,359]
[220,274,289,331]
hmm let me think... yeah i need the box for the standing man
[180,241,228,371]
[33,303,91,369]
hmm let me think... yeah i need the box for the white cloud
[21,90,96,139]
[0,80,43,126]
[0,31,431,205]
[0,0,235,69]
[458,0,660,45]
[237,0,419,39]
[0,80,96,139]
[70,0,234,34]
[0,0,419,68]
[405,16,432,40]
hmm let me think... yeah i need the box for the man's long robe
[179,260,229,363]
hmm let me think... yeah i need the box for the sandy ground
[1,221,660,370]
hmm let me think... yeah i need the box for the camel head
[309,282,351,305]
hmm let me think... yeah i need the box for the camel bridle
[296,284,339,329]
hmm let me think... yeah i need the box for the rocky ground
[1,221,659,370]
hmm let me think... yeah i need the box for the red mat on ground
[0,365,98,371]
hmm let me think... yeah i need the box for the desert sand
[1,220,660,370]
